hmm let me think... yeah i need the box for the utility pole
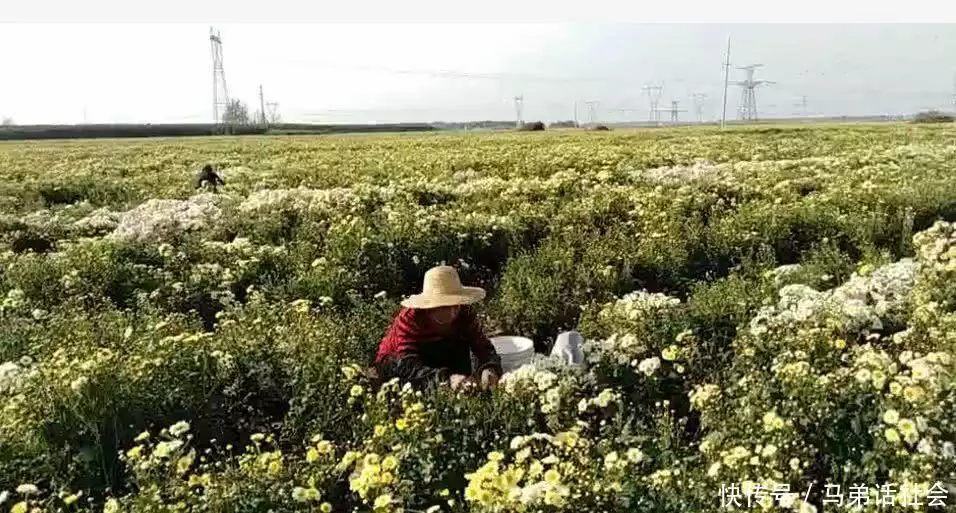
[573,101,579,126]
[258,85,267,127]
[210,27,230,125]
[720,35,731,129]
[514,95,524,128]
[642,84,664,123]
[735,64,774,121]
[692,93,707,122]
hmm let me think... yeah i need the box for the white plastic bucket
[490,336,535,372]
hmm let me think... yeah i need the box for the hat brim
[401,287,486,309]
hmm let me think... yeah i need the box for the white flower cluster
[750,259,918,336]
[914,220,956,272]
[238,186,364,216]
[598,290,682,322]
[0,361,23,393]
[72,207,121,235]
[109,196,223,244]
[765,263,802,287]
[639,159,725,184]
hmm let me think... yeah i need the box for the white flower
[707,462,721,477]
[637,357,661,376]
[882,409,899,425]
[15,484,39,495]
[70,376,89,392]
[626,448,644,463]
[169,421,190,437]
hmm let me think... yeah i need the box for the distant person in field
[195,164,225,192]
[374,265,503,392]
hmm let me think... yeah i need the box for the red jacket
[374,306,502,390]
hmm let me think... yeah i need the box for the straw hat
[401,265,486,309]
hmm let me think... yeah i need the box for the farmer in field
[374,265,503,392]
[195,163,225,192]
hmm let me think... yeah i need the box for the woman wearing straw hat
[374,265,503,392]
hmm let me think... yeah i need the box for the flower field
[1,124,956,512]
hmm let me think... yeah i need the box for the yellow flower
[292,487,321,503]
[307,448,320,463]
[661,345,680,361]
[134,431,150,443]
[176,453,194,475]
[373,425,386,437]
[897,418,918,437]
[833,339,846,350]
[903,386,925,403]
[63,493,80,506]
[626,448,644,463]
[761,444,777,457]
[395,418,408,431]
[889,382,902,396]
[104,499,120,513]
[320,503,332,513]
[316,440,333,454]
[382,455,399,471]
[125,445,143,460]
[885,428,901,443]
[349,385,364,398]
[373,494,392,509]
[488,451,505,462]
[871,370,887,389]
[11,502,28,513]
[544,469,561,484]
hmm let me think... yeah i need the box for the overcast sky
[0,23,954,124]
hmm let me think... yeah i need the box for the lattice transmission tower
[692,93,708,122]
[667,100,687,123]
[210,27,230,125]
[514,95,524,128]
[643,84,664,123]
[735,64,773,121]
[584,101,600,125]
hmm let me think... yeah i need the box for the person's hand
[450,374,473,391]
[479,368,500,391]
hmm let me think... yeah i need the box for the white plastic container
[490,336,535,372]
